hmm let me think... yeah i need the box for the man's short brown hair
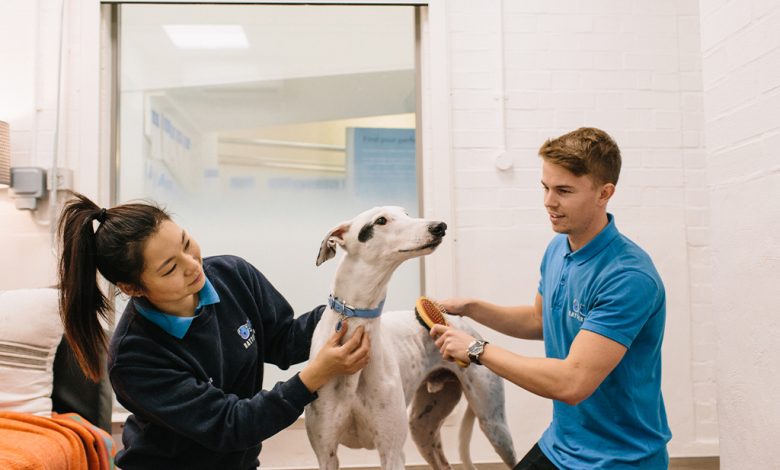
[538,127,621,185]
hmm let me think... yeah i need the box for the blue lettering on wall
[152,110,191,152]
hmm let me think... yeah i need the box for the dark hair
[538,127,622,185]
[57,191,170,382]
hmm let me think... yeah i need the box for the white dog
[305,206,516,469]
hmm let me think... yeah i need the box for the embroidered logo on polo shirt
[568,298,585,323]
[237,319,256,349]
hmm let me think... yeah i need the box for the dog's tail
[458,404,477,470]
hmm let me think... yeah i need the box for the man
[432,127,671,469]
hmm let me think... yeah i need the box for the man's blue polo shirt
[134,277,220,339]
[537,214,672,469]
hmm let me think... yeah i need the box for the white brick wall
[700,0,780,468]
[677,8,719,446]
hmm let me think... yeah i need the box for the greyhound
[305,206,516,469]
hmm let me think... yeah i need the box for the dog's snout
[429,222,447,237]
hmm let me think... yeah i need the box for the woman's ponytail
[57,192,170,382]
[57,193,111,382]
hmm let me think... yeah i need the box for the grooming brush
[415,296,469,368]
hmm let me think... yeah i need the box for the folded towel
[0,410,87,470]
[0,410,115,470]
[54,412,116,470]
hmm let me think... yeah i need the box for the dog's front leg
[376,421,407,470]
[305,399,344,470]
[372,382,408,470]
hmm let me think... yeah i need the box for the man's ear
[116,282,143,297]
[599,183,616,206]
[316,222,350,266]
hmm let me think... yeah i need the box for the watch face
[468,340,485,364]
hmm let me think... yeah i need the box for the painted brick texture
[700,0,780,467]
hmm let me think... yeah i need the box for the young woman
[58,192,370,470]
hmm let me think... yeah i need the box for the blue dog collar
[328,294,385,319]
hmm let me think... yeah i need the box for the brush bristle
[421,298,446,323]
[415,296,469,368]
[415,296,449,330]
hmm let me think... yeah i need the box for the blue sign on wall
[347,127,417,210]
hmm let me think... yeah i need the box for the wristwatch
[467,339,489,365]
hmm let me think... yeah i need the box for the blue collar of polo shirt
[568,213,620,265]
[134,277,221,339]
[197,277,220,308]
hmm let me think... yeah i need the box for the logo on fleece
[237,319,256,349]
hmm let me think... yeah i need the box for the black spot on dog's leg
[358,222,374,242]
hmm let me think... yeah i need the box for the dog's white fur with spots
[305,206,516,469]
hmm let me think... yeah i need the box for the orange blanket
[53,412,116,470]
[0,411,115,470]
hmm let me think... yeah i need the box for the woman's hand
[430,324,474,365]
[300,322,370,392]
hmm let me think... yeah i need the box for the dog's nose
[429,222,447,237]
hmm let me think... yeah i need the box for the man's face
[541,160,611,247]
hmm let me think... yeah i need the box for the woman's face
[136,219,205,310]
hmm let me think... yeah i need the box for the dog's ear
[316,222,350,266]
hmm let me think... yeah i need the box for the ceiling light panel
[163,25,249,50]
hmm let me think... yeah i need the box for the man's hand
[430,324,475,365]
[438,297,474,317]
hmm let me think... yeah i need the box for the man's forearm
[478,329,627,406]
[479,344,577,403]
[467,300,543,340]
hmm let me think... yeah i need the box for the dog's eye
[375,217,387,226]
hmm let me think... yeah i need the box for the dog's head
[316,206,447,266]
